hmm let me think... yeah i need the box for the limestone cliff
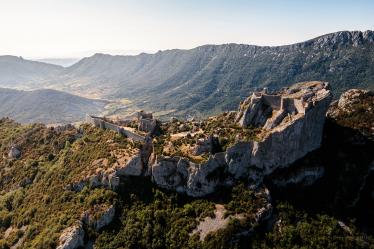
[151,81,332,196]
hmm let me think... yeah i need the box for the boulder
[8,146,21,159]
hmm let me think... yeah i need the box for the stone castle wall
[86,115,145,142]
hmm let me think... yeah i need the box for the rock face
[81,205,115,231]
[56,222,85,249]
[234,81,332,175]
[327,88,374,139]
[116,154,143,176]
[151,153,229,197]
[69,137,153,192]
[151,81,332,196]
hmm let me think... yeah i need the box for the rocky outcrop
[69,137,152,192]
[234,81,332,175]
[151,153,229,197]
[115,154,143,176]
[151,81,332,196]
[328,89,372,117]
[57,222,85,249]
[81,205,115,231]
[68,169,120,192]
[327,88,374,139]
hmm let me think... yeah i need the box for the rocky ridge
[80,81,331,197]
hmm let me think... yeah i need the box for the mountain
[34,58,80,67]
[1,31,373,119]
[0,88,106,124]
[0,56,62,89]
[43,30,374,118]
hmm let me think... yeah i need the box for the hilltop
[0,83,373,248]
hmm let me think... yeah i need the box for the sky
[0,0,373,59]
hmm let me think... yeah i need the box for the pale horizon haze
[0,0,373,60]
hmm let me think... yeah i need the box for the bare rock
[243,81,332,175]
[328,89,370,118]
[57,222,85,249]
[270,166,325,187]
[116,154,143,176]
[81,205,115,231]
[225,142,253,179]
[151,156,185,190]
[151,153,228,197]
[186,152,227,197]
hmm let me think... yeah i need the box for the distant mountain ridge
[0,88,106,124]
[0,55,62,89]
[1,30,373,118]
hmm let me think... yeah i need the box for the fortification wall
[85,115,145,142]
[262,95,281,110]
[294,99,306,114]
[121,129,146,142]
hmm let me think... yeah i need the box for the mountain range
[0,30,373,120]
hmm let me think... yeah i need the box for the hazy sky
[0,0,373,58]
